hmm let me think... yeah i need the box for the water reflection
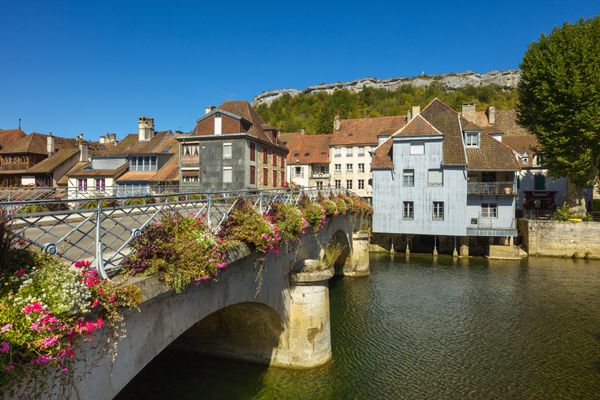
[117,254,600,400]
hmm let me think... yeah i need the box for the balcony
[467,182,516,196]
[311,172,330,179]
[180,154,200,168]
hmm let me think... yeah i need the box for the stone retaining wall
[518,219,600,259]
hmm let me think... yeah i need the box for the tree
[517,16,600,215]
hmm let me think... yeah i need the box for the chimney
[461,103,477,123]
[99,134,106,144]
[47,134,55,155]
[79,142,89,162]
[214,112,222,135]
[487,105,496,125]
[407,105,421,121]
[109,133,117,144]
[138,117,155,141]
[205,105,216,115]
[300,128,305,135]
[333,114,340,131]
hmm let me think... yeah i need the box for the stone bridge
[64,214,369,400]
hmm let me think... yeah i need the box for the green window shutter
[534,174,546,190]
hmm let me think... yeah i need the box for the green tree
[517,16,600,215]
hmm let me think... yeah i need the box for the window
[481,203,498,218]
[346,164,353,173]
[358,163,365,173]
[182,144,199,156]
[335,180,341,189]
[250,143,256,161]
[410,142,425,155]
[358,179,364,189]
[464,131,480,148]
[534,174,546,190]
[223,167,232,183]
[77,178,87,192]
[95,178,105,191]
[358,146,365,156]
[223,143,232,159]
[263,168,268,185]
[273,152,277,166]
[294,166,303,177]
[335,164,341,173]
[433,201,444,220]
[250,166,256,184]
[346,147,353,157]
[403,201,414,219]
[428,169,443,186]
[281,155,284,167]
[334,147,341,158]
[281,171,285,186]
[272,170,277,186]
[316,181,323,189]
[263,149,268,164]
[130,156,157,171]
[403,169,414,187]
[183,175,199,183]
[346,180,353,189]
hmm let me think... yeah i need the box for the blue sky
[1,0,598,140]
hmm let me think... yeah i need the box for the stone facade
[519,219,600,259]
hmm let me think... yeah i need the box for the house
[460,104,593,216]
[371,99,520,253]
[0,132,79,186]
[66,117,180,198]
[177,100,288,191]
[330,113,407,201]
[284,132,331,188]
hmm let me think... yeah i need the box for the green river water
[116,254,600,399]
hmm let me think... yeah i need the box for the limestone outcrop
[253,69,521,106]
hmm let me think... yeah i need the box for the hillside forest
[255,84,518,134]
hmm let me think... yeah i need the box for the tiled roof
[330,115,407,146]
[26,148,79,174]
[372,98,519,171]
[105,131,174,156]
[70,163,128,178]
[494,109,530,136]
[0,129,26,150]
[466,132,521,171]
[393,114,442,136]
[420,98,467,165]
[0,133,77,155]
[503,135,539,168]
[116,171,157,182]
[57,161,89,185]
[285,133,331,164]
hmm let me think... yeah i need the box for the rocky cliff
[253,69,521,106]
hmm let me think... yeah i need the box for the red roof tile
[285,133,331,164]
[330,115,407,146]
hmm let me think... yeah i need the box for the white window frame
[428,169,443,186]
[346,179,353,190]
[358,163,365,173]
[403,201,414,220]
[410,142,425,155]
[465,131,480,148]
[358,146,365,156]
[403,169,414,187]
[346,163,353,173]
[481,203,498,218]
[346,146,353,157]
[223,167,233,183]
[223,143,232,159]
[433,201,444,220]
[334,147,341,158]
[358,179,364,189]
[335,164,341,172]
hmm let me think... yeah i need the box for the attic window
[293,152,300,157]
[464,131,480,148]
[304,152,310,156]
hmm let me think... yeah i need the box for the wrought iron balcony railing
[467,182,516,195]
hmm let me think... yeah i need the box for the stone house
[329,113,407,201]
[284,132,331,188]
[371,99,520,247]
[177,100,288,191]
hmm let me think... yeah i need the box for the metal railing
[6,186,353,279]
[467,182,516,195]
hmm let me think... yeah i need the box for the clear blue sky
[1,0,598,140]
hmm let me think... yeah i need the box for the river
[116,254,600,399]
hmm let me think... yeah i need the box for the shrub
[332,196,347,215]
[303,201,325,231]
[320,199,338,216]
[553,203,574,221]
[218,201,280,254]
[78,198,118,209]
[270,203,304,242]
[123,211,228,293]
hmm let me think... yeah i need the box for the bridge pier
[339,232,370,277]
[279,260,334,368]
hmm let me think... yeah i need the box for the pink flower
[60,367,69,375]
[39,336,58,349]
[22,301,44,314]
[15,268,26,277]
[0,323,12,333]
[90,299,100,308]
[108,295,116,303]
[217,262,227,269]
[0,341,9,353]
[2,364,14,372]
[31,355,53,365]
[272,247,280,254]
[74,260,91,269]
[57,347,74,360]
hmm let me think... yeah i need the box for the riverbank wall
[518,219,600,259]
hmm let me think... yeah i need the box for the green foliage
[518,16,600,189]
[270,202,304,242]
[16,203,69,214]
[322,243,344,269]
[320,199,338,216]
[302,202,325,231]
[256,84,517,134]
[218,201,280,254]
[553,203,577,221]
